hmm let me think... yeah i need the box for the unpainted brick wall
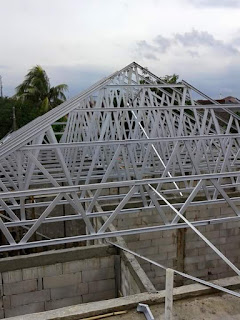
[114,209,176,289]
[34,203,86,241]
[120,256,142,296]
[114,203,240,290]
[184,203,240,284]
[0,251,116,318]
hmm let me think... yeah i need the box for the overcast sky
[1,0,240,99]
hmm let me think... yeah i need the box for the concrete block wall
[120,257,141,296]
[92,207,156,297]
[35,203,86,242]
[114,209,176,290]
[118,244,156,296]
[184,202,240,283]
[0,245,117,318]
[114,202,240,290]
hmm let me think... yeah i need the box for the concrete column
[165,268,174,320]
[176,228,185,286]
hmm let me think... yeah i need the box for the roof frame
[0,61,239,279]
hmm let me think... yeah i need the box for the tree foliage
[0,65,68,140]
[161,74,179,84]
[0,97,40,140]
[15,65,68,113]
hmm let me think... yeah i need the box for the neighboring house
[196,96,240,122]
[197,96,240,105]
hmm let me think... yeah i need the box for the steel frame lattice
[1,62,240,275]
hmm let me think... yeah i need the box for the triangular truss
[1,62,240,275]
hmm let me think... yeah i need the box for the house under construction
[0,62,240,319]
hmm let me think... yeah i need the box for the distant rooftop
[197,95,240,105]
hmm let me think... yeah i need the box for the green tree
[0,97,42,140]
[14,65,68,113]
[161,74,179,84]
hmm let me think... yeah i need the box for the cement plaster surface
[108,291,240,320]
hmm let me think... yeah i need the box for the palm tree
[15,65,68,113]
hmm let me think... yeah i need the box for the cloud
[136,35,171,60]
[136,41,159,60]
[135,29,240,61]
[120,1,129,9]
[175,30,239,55]
[232,37,240,46]
[187,50,199,58]
[189,0,240,7]
[142,53,158,60]
[154,35,172,52]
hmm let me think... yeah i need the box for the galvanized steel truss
[0,62,240,275]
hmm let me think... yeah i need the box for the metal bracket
[137,303,155,320]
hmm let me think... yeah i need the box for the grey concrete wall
[0,245,117,318]
[113,209,176,290]
[118,239,156,296]
[184,202,240,284]
[113,202,240,290]
[120,254,142,295]
[6,275,240,320]
[0,241,156,318]
[90,198,156,298]
[32,203,86,244]
[2,191,240,317]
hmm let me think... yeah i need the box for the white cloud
[0,0,240,98]
[189,0,240,7]
[135,30,240,61]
